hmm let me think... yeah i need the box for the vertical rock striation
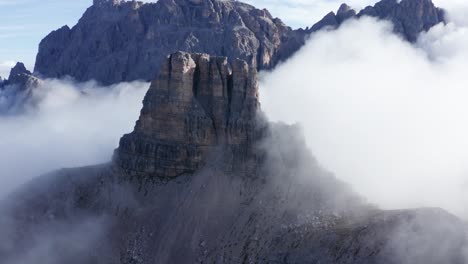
[115,52,260,178]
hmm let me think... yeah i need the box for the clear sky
[0,0,380,78]
[0,1,91,77]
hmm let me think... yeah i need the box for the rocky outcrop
[311,0,445,42]
[115,52,260,178]
[34,0,445,85]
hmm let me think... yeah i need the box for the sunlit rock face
[115,52,260,178]
[34,0,305,85]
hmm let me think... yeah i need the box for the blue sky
[0,0,380,78]
[0,1,91,77]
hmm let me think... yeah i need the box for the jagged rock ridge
[34,0,445,85]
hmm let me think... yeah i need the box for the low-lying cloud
[0,79,148,196]
[261,16,468,218]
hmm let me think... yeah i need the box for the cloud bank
[0,79,148,197]
[260,15,468,218]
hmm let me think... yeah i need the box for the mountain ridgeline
[33,0,445,85]
[2,52,467,263]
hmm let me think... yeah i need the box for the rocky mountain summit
[34,0,445,85]
[1,52,467,263]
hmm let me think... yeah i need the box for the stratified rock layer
[115,52,259,178]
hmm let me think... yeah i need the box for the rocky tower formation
[115,52,260,178]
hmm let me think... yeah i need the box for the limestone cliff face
[115,52,259,178]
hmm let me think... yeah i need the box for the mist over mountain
[1,0,468,263]
[2,51,467,264]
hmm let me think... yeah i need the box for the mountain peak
[34,0,446,86]
[35,0,300,85]
[337,3,352,13]
[8,62,30,80]
[6,62,38,87]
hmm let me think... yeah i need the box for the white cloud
[260,16,468,218]
[241,0,468,29]
[0,79,148,197]
[241,0,378,28]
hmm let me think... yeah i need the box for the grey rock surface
[34,0,305,85]
[34,0,445,86]
[1,52,467,263]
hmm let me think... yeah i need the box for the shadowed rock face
[115,52,260,178]
[34,0,445,86]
